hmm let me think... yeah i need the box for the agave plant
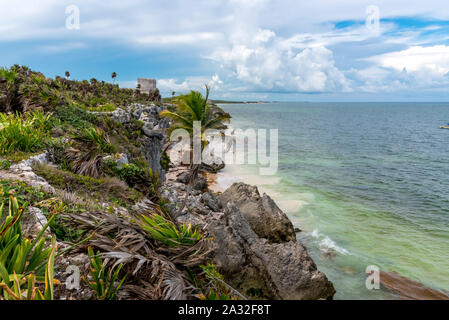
[78,127,114,153]
[0,236,59,300]
[138,213,202,247]
[84,246,127,300]
[0,194,58,300]
[0,194,56,274]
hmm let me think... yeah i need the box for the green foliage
[55,105,98,130]
[32,163,142,208]
[0,192,58,299]
[0,67,18,85]
[77,127,114,153]
[138,214,202,247]
[0,237,59,300]
[36,198,86,242]
[116,163,144,185]
[84,247,127,300]
[197,263,232,300]
[0,159,11,170]
[0,180,49,210]
[160,152,170,171]
[0,111,54,155]
[160,85,230,142]
[83,103,117,112]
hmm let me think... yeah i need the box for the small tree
[160,86,230,215]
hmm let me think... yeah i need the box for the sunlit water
[215,102,449,300]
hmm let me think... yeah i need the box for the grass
[55,105,98,130]
[83,103,117,112]
[0,111,54,155]
[33,163,142,208]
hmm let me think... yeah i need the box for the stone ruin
[137,78,157,94]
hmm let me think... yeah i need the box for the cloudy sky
[1,0,449,101]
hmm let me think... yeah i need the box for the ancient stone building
[137,78,157,94]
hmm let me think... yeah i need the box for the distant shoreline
[212,100,272,104]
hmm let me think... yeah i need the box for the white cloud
[38,42,87,53]
[211,28,351,92]
[367,45,449,75]
[347,46,449,93]
[158,74,223,94]
[135,32,221,46]
[2,0,449,97]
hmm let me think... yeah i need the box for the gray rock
[20,152,49,168]
[176,171,190,184]
[142,127,164,139]
[200,161,225,173]
[200,192,222,212]
[209,203,335,300]
[116,153,129,169]
[3,156,55,194]
[132,197,156,213]
[193,176,207,191]
[201,152,225,173]
[110,108,132,123]
[22,206,50,238]
[218,183,296,243]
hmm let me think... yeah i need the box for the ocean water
[216,102,449,300]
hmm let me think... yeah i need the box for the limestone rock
[209,203,335,300]
[22,206,50,239]
[200,192,222,212]
[218,183,296,243]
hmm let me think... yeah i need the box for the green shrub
[83,103,117,112]
[0,111,53,155]
[138,214,202,247]
[77,127,114,153]
[116,163,144,185]
[160,152,170,171]
[0,160,11,170]
[55,105,97,129]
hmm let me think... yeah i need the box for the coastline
[211,103,449,300]
[207,149,449,300]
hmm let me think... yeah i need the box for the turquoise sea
[216,102,449,300]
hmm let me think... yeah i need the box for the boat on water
[440,124,449,129]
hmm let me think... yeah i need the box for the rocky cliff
[0,67,335,300]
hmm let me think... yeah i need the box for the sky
[1,0,449,101]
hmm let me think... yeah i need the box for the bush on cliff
[0,111,55,155]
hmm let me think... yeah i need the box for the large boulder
[209,203,335,300]
[218,183,296,243]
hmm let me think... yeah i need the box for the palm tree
[111,72,117,84]
[161,85,230,156]
[160,85,230,215]
[65,71,70,79]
